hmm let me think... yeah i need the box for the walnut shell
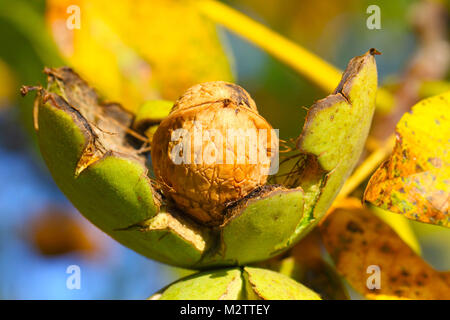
[151,82,275,225]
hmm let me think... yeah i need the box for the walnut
[151,81,275,225]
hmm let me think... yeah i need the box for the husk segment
[27,67,211,267]
[150,266,321,300]
[284,49,379,242]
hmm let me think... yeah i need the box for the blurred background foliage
[0,0,448,299]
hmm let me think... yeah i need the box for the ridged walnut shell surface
[151,82,275,225]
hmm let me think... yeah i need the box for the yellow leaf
[46,0,233,112]
[364,91,450,227]
[320,199,450,300]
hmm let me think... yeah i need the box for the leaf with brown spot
[320,199,450,300]
[364,91,450,227]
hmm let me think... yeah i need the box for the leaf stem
[196,0,341,92]
[196,0,394,111]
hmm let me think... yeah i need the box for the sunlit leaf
[364,91,450,228]
[46,0,233,112]
[320,199,450,300]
